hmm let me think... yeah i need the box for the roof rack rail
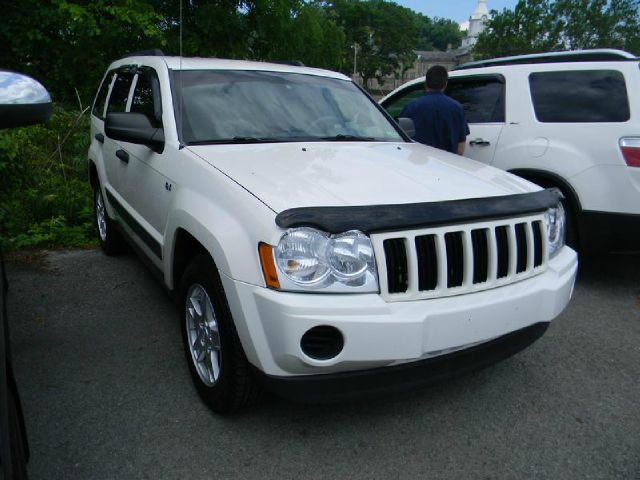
[270,60,306,67]
[122,49,165,58]
[453,49,637,71]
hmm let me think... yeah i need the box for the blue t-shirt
[400,91,470,154]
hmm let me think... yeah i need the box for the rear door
[446,74,505,164]
[102,66,136,205]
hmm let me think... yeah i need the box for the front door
[446,74,506,165]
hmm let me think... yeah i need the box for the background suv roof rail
[453,49,637,71]
[121,49,166,59]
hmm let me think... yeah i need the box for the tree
[473,0,562,58]
[0,0,164,104]
[415,15,463,51]
[330,0,418,88]
[158,0,345,69]
[555,0,640,51]
[474,0,640,59]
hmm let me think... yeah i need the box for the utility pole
[352,43,359,77]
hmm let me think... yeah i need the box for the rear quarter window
[92,71,115,119]
[529,70,630,123]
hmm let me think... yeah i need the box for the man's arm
[457,108,470,156]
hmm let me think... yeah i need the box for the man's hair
[425,65,448,90]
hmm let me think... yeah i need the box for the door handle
[116,149,129,164]
[470,138,491,147]
[94,133,105,143]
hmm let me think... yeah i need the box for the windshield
[172,70,404,144]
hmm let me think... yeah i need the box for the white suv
[382,49,640,254]
[88,52,577,413]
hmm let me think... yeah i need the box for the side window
[382,84,424,118]
[92,71,114,119]
[106,69,134,114]
[446,77,505,123]
[529,70,630,123]
[130,67,163,128]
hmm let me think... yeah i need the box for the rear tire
[179,254,261,413]
[93,186,127,255]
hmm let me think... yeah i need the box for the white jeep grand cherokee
[88,51,577,413]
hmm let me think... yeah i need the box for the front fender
[163,188,279,290]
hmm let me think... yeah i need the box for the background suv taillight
[620,137,640,167]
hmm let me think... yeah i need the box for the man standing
[400,65,470,155]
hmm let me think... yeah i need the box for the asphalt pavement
[6,248,640,479]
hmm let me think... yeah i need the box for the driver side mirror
[397,117,416,139]
[0,71,52,129]
[105,112,165,153]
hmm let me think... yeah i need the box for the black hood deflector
[275,188,563,234]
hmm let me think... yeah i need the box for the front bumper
[256,322,549,402]
[221,246,577,380]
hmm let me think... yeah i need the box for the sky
[395,0,519,24]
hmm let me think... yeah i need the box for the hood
[188,142,537,213]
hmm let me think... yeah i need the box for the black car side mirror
[397,117,416,139]
[0,71,52,129]
[105,112,165,153]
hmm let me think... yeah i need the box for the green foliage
[0,0,165,105]
[0,108,95,250]
[415,15,463,51]
[331,0,418,86]
[474,0,640,59]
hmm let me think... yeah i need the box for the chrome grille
[372,214,548,302]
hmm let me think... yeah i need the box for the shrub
[0,106,96,250]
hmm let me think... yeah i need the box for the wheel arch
[509,168,581,249]
[88,160,99,188]
[171,228,210,291]
[508,168,582,213]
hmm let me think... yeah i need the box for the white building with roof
[461,0,490,48]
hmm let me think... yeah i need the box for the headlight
[270,227,379,292]
[545,203,566,258]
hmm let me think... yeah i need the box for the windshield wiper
[187,136,288,145]
[320,134,377,142]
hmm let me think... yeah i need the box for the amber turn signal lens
[259,242,280,289]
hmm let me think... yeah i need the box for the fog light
[300,326,344,360]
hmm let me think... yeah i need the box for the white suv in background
[382,49,640,254]
[88,51,577,413]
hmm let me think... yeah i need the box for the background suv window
[92,71,114,119]
[106,69,134,114]
[529,70,630,123]
[383,84,424,119]
[130,67,162,128]
[446,76,505,123]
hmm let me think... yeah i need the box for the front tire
[180,255,260,413]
